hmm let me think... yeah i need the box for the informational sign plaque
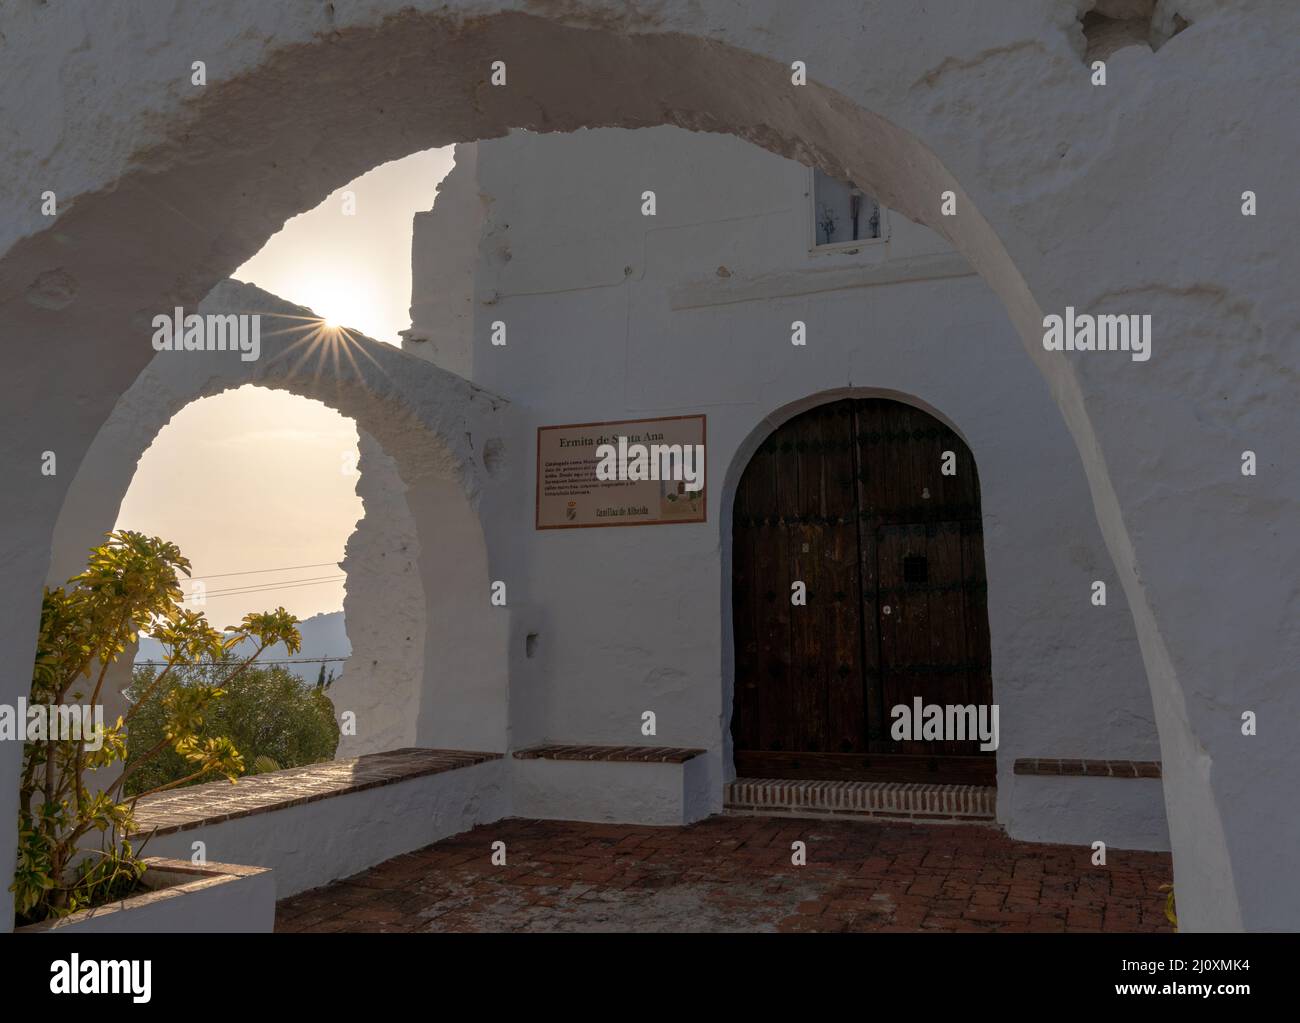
[535,415,707,529]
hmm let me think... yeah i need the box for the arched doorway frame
[720,388,985,785]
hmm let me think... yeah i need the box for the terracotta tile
[278,815,1173,934]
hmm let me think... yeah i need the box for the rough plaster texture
[143,759,510,898]
[337,430,426,758]
[407,144,484,377]
[0,0,1296,930]
[421,126,1168,851]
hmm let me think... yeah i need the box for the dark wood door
[731,398,994,784]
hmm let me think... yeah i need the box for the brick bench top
[512,743,706,764]
[131,748,501,837]
[1014,757,1162,778]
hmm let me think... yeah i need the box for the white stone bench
[132,749,507,897]
[512,744,711,826]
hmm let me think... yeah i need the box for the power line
[179,580,344,602]
[169,552,417,602]
[136,657,349,666]
[180,575,346,601]
[187,560,344,580]
[182,574,345,597]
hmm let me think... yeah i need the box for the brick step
[724,777,996,823]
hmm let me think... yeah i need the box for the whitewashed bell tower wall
[407,127,1168,850]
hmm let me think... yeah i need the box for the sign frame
[534,414,707,530]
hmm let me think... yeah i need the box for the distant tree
[314,663,337,690]
[125,659,339,796]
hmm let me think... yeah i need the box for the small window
[810,168,884,249]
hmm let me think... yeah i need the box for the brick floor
[276,815,1174,933]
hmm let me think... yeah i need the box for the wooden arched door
[731,398,995,784]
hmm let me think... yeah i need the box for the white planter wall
[143,758,510,898]
[17,859,274,934]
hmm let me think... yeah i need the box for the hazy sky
[116,387,364,628]
[236,147,455,343]
[115,147,455,628]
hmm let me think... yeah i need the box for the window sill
[668,251,975,311]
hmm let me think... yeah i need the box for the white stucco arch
[2,2,1296,930]
[49,280,513,763]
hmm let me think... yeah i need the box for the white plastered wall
[412,126,1170,851]
[337,430,425,758]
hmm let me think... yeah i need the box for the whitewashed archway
[49,280,513,762]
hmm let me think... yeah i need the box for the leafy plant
[123,661,338,795]
[11,530,300,925]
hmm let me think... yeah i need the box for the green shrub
[124,661,339,796]
[11,530,301,925]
